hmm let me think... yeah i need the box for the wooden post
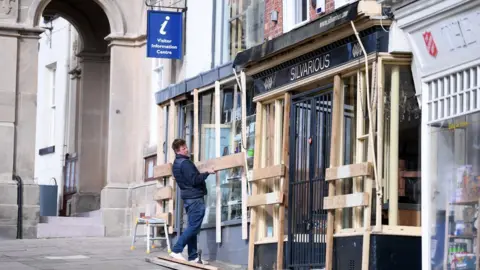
[157,106,165,164]
[376,59,384,231]
[194,89,199,163]
[276,93,291,270]
[215,81,222,243]
[241,72,248,240]
[325,75,343,270]
[353,72,366,228]
[335,79,345,231]
[258,105,268,240]
[168,99,177,233]
[156,105,166,219]
[248,102,264,270]
[389,66,400,226]
[273,99,283,267]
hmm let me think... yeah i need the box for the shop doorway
[287,85,333,268]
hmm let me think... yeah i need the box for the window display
[198,83,256,225]
[430,112,480,269]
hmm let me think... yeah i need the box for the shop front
[234,2,422,269]
[393,0,480,269]
[153,62,255,265]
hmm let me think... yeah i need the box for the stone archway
[0,0,151,238]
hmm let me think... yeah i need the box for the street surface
[0,237,169,270]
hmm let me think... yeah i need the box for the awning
[233,1,359,70]
[155,62,234,105]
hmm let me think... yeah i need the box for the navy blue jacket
[172,154,209,200]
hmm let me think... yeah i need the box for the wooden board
[154,186,173,201]
[155,212,172,225]
[326,163,373,181]
[250,165,285,181]
[241,71,248,240]
[146,257,195,270]
[153,256,219,270]
[248,102,264,270]
[154,163,173,179]
[196,152,245,172]
[247,192,285,207]
[277,92,291,270]
[324,193,369,210]
[325,75,343,270]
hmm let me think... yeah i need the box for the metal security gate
[287,86,332,269]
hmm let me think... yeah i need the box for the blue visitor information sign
[147,10,183,59]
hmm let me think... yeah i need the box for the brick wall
[264,0,283,40]
[265,0,337,40]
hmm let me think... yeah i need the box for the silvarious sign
[253,29,388,95]
[147,10,183,59]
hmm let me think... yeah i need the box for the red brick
[264,0,283,39]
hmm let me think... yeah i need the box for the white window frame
[150,59,164,147]
[283,0,310,33]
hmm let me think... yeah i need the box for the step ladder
[131,217,171,254]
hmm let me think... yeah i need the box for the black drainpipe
[13,175,23,239]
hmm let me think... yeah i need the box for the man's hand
[208,167,215,174]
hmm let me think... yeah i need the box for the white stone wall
[34,17,77,206]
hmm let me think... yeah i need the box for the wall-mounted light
[270,10,278,23]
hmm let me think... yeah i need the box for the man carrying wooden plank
[169,139,215,264]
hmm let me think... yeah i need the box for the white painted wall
[35,17,77,208]
[184,0,214,78]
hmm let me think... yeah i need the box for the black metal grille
[287,86,332,269]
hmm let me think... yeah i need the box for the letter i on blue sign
[146,10,183,60]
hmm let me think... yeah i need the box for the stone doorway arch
[0,0,151,238]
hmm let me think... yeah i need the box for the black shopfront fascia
[252,27,389,96]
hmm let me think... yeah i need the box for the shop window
[430,112,480,269]
[198,81,257,225]
[216,0,265,64]
[144,154,157,182]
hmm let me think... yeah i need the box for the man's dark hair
[172,138,187,153]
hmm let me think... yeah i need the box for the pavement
[0,237,171,270]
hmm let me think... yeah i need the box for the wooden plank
[400,171,421,178]
[334,228,364,237]
[157,105,165,163]
[250,165,285,181]
[277,93,291,270]
[389,66,400,225]
[155,255,219,270]
[145,257,194,270]
[248,102,263,270]
[154,212,172,225]
[324,193,369,210]
[258,105,268,240]
[375,225,421,236]
[248,192,285,207]
[353,71,366,228]
[214,81,221,244]
[168,99,177,233]
[325,163,373,181]
[196,152,245,172]
[335,79,345,232]
[325,75,343,270]
[376,58,384,232]
[241,71,248,240]
[154,163,172,179]
[153,186,173,201]
[193,88,199,163]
